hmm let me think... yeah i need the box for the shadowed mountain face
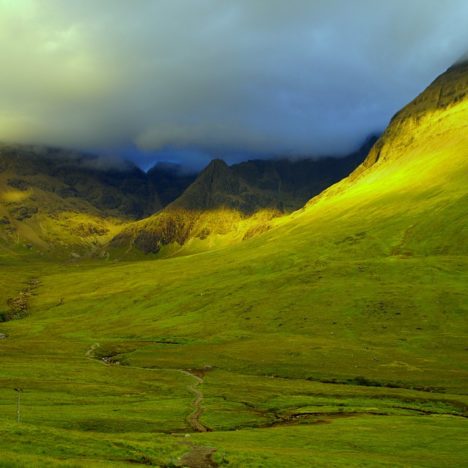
[0,146,202,221]
[0,145,161,218]
[146,163,197,207]
[111,138,376,254]
[170,137,377,215]
[0,145,197,251]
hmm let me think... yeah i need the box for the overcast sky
[0,0,467,169]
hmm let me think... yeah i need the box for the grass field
[0,95,467,466]
[1,229,466,465]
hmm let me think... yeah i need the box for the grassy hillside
[0,141,371,257]
[0,63,467,466]
[1,247,466,466]
[112,140,374,255]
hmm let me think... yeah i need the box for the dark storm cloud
[0,0,467,167]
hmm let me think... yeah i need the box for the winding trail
[178,370,211,433]
[84,344,217,466]
[83,342,466,466]
[85,344,211,432]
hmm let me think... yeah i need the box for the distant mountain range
[112,137,377,253]
[171,137,377,214]
[1,59,465,257]
[0,137,375,254]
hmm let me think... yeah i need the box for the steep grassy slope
[300,60,468,257]
[0,63,467,466]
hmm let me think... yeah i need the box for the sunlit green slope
[256,59,466,261]
[110,139,374,256]
[293,59,468,257]
[0,62,467,466]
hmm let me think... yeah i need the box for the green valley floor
[0,237,467,466]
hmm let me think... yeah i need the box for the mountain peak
[169,158,238,211]
[202,158,229,174]
[209,158,227,166]
[355,58,468,172]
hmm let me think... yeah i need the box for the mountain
[0,139,374,255]
[157,137,376,215]
[0,145,199,252]
[0,145,136,251]
[300,59,468,256]
[355,59,468,175]
[111,138,375,254]
[230,135,377,212]
[1,62,466,466]
[0,144,161,216]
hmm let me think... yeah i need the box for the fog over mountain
[1,0,467,168]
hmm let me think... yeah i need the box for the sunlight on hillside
[0,7,467,465]
[0,189,31,202]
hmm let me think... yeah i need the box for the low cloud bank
[1,0,467,166]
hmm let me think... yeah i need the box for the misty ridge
[0,142,130,172]
[0,132,379,175]
[0,133,377,222]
